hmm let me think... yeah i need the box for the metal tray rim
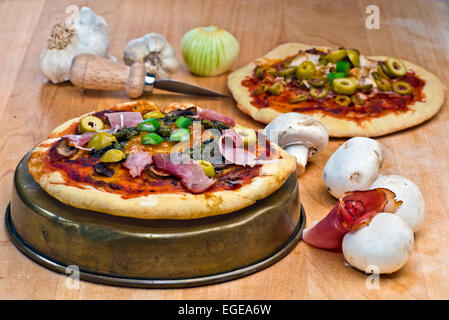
[5,203,305,289]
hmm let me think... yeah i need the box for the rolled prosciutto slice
[152,153,216,193]
[106,112,143,129]
[198,108,236,127]
[62,132,96,150]
[303,189,399,250]
[123,152,153,178]
[219,129,258,166]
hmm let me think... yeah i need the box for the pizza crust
[28,101,297,220]
[228,43,445,137]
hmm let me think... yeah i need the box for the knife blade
[144,73,229,97]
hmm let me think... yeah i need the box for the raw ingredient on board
[181,26,240,76]
[263,113,328,175]
[302,188,400,249]
[342,212,414,274]
[322,137,384,198]
[123,33,179,79]
[39,7,110,83]
[305,136,424,274]
[370,174,425,231]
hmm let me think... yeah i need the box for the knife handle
[69,54,146,98]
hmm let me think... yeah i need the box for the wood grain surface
[0,0,448,299]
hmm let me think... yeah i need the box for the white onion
[181,26,239,76]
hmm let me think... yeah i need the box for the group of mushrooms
[264,113,423,274]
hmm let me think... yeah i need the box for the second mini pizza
[228,43,444,137]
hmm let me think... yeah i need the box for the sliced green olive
[196,160,215,178]
[78,116,104,134]
[266,67,278,77]
[318,57,328,66]
[256,66,264,79]
[332,77,357,95]
[277,67,297,77]
[268,82,284,95]
[357,83,373,93]
[87,132,117,150]
[310,86,329,99]
[377,62,392,79]
[282,57,293,69]
[308,77,328,88]
[296,61,316,80]
[143,111,165,119]
[324,49,346,63]
[334,95,351,107]
[233,125,257,147]
[254,84,269,95]
[392,81,413,95]
[100,149,126,163]
[385,57,407,77]
[372,73,391,91]
[351,93,366,105]
[346,49,360,67]
[289,93,309,104]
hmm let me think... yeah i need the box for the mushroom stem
[285,144,308,175]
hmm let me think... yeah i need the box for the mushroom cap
[370,174,425,232]
[342,212,414,274]
[263,113,328,160]
[322,137,384,198]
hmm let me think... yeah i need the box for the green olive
[392,81,413,95]
[254,84,269,95]
[143,111,165,119]
[196,160,215,178]
[296,61,316,80]
[346,49,360,67]
[332,77,357,95]
[289,93,309,103]
[282,57,293,69]
[308,77,328,88]
[372,73,391,91]
[100,149,126,163]
[268,82,284,95]
[385,57,407,77]
[351,94,366,105]
[266,67,278,77]
[78,116,104,134]
[310,86,329,99]
[324,49,346,63]
[277,67,297,77]
[233,125,257,147]
[334,95,351,107]
[357,83,373,93]
[256,66,264,79]
[377,62,392,79]
[87,132,117,150]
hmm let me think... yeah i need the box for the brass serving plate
[6,152,305,288]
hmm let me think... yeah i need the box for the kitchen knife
[69,54,229,98]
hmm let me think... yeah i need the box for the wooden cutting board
[0,0,448,299]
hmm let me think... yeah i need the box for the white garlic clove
[39,7,110,84]
[124,33,179,79]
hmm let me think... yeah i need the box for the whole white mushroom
[370,174,425,232]
[342,212,414,274]
[322,137,384,198]
[263,113,328,175]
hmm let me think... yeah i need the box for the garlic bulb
[123,33,179,79]
[181,26,240,77]
[39,7,110,84]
